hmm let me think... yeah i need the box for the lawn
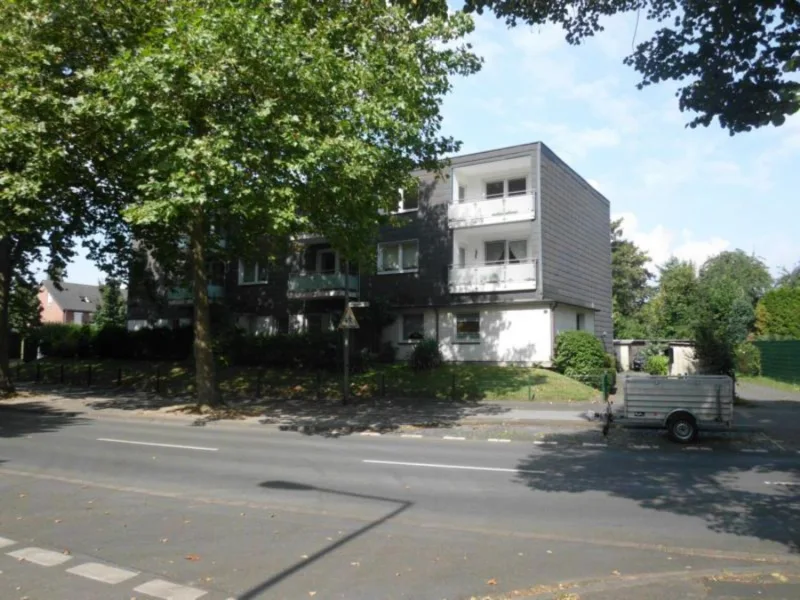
[737,375,800,394]
[12,358,599,403]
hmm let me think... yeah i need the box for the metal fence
[753,340,800,384]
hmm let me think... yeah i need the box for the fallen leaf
[301,554,309,559]
[351,562,360,567]
[18,494,26,498]
[183,520,191,524]
[487,578,497,585]
[326,537,333,541]
[204,577,213,582]
[185,554,200,561]
[160,538,168,543]
[546,550,552,554]
[771,572,788,583]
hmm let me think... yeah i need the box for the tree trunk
[0,237,14,396]
[189,207,220,407]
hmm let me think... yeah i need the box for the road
[0,407,798,599]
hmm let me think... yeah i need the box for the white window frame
[484,239,529,265]
[401,313,425,343]
[377,240,419,274]
[482,175,529,199]
[238,259,269,285]
[394,187,420,213]
[455,312,480,343]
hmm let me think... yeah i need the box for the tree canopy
[610,218,652,338]
[93,279,127,330]
[647,258,697,339]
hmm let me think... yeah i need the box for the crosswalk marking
[8,547,72,567]
[134,578,207,600]
[67,562,139,584]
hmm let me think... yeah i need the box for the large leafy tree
[776,263,800,288]
[93,279,127,330]
[755,287,800,338]
[610,218,653,338]
[648,258,697,339]
[0,1,153,395]
[403,0,799,134]
[83,0,479,406]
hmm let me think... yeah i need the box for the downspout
[550,302,558,363]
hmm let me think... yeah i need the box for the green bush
[222,331,341,370]
[554,331,606,375]
[734,342,761,376]
[409,338,442,371]
[645,354,670,375]
[36,324,93,359]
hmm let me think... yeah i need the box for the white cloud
[614,212,730,270]
[520,122,621,159]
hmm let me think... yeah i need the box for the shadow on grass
[0,402,88,438]
[513,427,800,554]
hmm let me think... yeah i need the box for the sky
[52,8,799,284]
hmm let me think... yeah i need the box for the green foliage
[699,251,772,305]
[377,342,397,364]
[554,331,607,377]
[755,287,800,338]
[645,355,670,376]
[648,258,697,339]
[450,0,800,134]
[36,324,193,361]
[734,343,762,377]
[223,331,341,371]
[9,278,41,335]
[36,324,94,360]
[93,279,127,330]
[610,219,653,336]
[409,339,443,371]
[776,263,800,289]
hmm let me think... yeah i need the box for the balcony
[449,259,537,294]
[287,273,359,299]
[448,191,535,228]
[167,284,225,305]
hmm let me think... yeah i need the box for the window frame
[316,249,338,274]
[377,240,419,274]
[401,313,425,343]
[482,175,529,199]
[454,312,481,343]
[576,313,586,331]
[238,259,269,285]
[484,239,529,265]
[395,187,420,213]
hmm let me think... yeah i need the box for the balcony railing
[448,191,535,228]
[449,259,537,293]
[287,272,359,299]
[167,284,225,305]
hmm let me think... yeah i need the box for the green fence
[753,340,800,383]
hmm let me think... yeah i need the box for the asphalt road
[0,408,798,599]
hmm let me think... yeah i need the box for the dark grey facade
[127,141,613,354]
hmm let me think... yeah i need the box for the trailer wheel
[667,413,698,443]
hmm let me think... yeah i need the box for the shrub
[409,338,442,371]
[36,324,94,359]
[554,331,606,376]
[645,354,670,375]
[377,341,397,363]
[734,342,761,376]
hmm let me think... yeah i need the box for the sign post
[338,262,361,405]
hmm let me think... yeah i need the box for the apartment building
[127,142,612,364]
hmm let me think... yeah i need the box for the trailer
[614,374,734,443]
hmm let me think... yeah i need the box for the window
[455,313,480,342]
[458,247,466,268]
[239,260,269,285]
[507,177,527,196]
[317,250,337,274]
[576,313,585,331]
[378,240,419,273]
[485,241,505,264]
[485,240,528,265]
[74,311,84,325]
[458,185,466,203]
[402,314,425,342]
[47,293,53,305]
[508,240,528,263]
[396,187,420,212]
[485,181,504,199]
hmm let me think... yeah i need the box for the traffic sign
[338,306,360,329]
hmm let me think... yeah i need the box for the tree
[610,218,653,338]
[94,279,127,330]
[0,1,155,395]
[698,250,772,305]
[648,258,697,339]
[755,287,800,338]
[82,0,480,407]
[776,263,800,288]
[402,1,799,134]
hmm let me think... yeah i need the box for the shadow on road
[513,428,800,554]
[0,403,88,438]
[237,480,412,599]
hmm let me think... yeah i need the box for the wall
[38,288,65,323]
[539,144,613,349]
[671,346,698,376]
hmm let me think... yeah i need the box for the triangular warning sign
[338,306,359,329]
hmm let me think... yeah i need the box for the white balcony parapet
[448,191,535,228]
[449,259,537,294]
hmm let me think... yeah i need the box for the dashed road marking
[0,536,16,549]
[67,562,139,584]
[630,445,658,450]
[359,432,381,437]
[683,447,712,452]
[400,434,423,438]
[97,438,218,452]
[740,448,768,453]
[442,436,466,441]
[363,459,546,474]
[488,438,511,443]
[134,578,207,600]
[533,441,557,446]
[8,547,72,567]
[582,442,607,448]
[764,481,800,487]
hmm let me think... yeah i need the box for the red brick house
[39,280,103,325]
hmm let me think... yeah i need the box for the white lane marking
[630,445,657,450]
[359,432,381,437]
[764,481,800,487]
[97,438,218,452]
[442,436,466,440]
[740,449,768,453]
[134,579,207,600]
[683,447,712,452]
[582,443,607,448]
[533,440,557,445]
[67,562,139,584]
[488,438,511,443]
[401,434,423,439]
[8,547,72,567]
[0,536,16,549]
[363,459,545,474]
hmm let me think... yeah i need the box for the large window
[239,260,268,285]
[484,176,528,199]
[455,313,480,342]
[317,249,337,274]
[402,314,425,342]
[485,181,504,199]
[485,240,527,265]
[378,240,419,273]
[395,187,420,212]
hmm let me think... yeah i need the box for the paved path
[737,380,800,402]
[0,408,798,598]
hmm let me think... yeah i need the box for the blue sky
[54,9,799,284]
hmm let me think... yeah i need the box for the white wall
[381,309,437,360]
[554,305,595,336]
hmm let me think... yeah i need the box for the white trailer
[615,375,734,443]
